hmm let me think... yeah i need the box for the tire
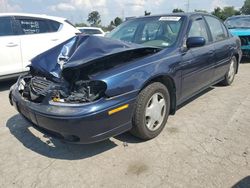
[220,56,237,86]
[131,82,170,140]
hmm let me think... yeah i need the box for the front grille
[239,36,250,46]
[30,77,53,97]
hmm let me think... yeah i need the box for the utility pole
[186,0,190,12]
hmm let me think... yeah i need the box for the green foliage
[241,0,250,14]
[87,11,101,26]
[106,17,123,31]
[172,8,184,13]
[114,17,123,26]
[212,6,240,20]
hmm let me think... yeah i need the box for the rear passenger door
[180,16,215,102]
[15,17,62,70]
[204,16,231,81]
[0,16,22,77]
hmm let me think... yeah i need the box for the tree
[223,6,240,18]
[172,8,184,13]
[241,0,250,14]
[212,6,240,20]
[144,10,151,16]
[212,7,223,19]
[107,21,115,31]
[114,17,123,26]
[87,11,101,26]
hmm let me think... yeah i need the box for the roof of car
[129,12,213,20]
[0,13,66,22]
[226,15,250,20]
[76,27,103,30]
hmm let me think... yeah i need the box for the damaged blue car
[9,13,242,143]
[225,15,250,57]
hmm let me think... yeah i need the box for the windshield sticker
[159,16,181,21]
[162,42,170,46]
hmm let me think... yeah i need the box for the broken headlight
[52,80,107,103]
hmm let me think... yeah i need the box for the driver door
[180,16,215,102]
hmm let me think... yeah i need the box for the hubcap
[228,59,236,82]
[145,93,166,131]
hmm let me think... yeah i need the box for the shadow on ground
[177,87,214,110]
[6,114,143,160]
[232,176,250,188]
[6,114,119,160]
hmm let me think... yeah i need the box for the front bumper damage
[9,81,137,143]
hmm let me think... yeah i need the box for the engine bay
[18,74,107,104]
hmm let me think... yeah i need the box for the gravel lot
[0,63,250,188]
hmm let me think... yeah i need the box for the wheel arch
[140,74,177,115]
[234,53,240,74]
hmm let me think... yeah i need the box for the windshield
[225,17,250,29]
[107,16,184,48]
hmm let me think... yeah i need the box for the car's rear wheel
[131,82,170,140]
[220,56,237,86]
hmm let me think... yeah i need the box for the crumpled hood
[229,28,250,36]
[31,35,159,79]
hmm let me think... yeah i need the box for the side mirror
[186,37,206,48]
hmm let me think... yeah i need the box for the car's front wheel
[131,82,170,140]
[221,56,237,86]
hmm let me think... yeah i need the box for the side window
[17,18,50,35]
[188,18,209,43]
[0,17,14,36]
[48,20,61,32]
[205,16,227,41]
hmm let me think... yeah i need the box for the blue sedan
[9,13,242,143]
[225,15,250,57]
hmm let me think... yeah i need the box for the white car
[0,13,80,80]
[77,27,105,37]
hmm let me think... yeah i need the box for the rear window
[17,18,51,34]
[48,20,61,32]
[0,17,14,36]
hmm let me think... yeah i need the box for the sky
[0,0,246,25]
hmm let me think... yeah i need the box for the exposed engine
[19,75,107,104]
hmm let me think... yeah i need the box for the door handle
[6,42,18,47]
[51,39,59,41]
